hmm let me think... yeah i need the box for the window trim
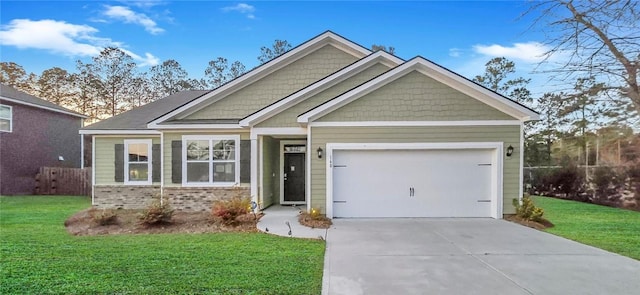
[124,139,153,185]
[0,104,13,133]
[182,135,240,187]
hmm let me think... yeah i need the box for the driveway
[323,218,640,295]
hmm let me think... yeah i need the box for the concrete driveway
[323,218,640,295]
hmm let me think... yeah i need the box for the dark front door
[284,153,305,203]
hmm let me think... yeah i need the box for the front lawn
[0,196,325,294]
[533,196,640,260]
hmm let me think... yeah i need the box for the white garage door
[332,149,494,218]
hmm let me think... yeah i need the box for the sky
[0,1,559,96]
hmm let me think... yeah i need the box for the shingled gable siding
[183,44,359,120]
[317,70,515,122]
[256,63,391,128]
[309,125,521,215]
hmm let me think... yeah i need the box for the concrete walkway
[257,205,328,239]
[323,218,640,295]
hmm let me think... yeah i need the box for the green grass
[533,196,640,260]
[0,196,325,294]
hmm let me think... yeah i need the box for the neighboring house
[0,84,87,195]
[81,31,539,218]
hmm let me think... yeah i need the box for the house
[0,84,87,195]
[81,31,539,218]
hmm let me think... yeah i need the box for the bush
[138,201,174,226]
[513,195,544,222]
[298,208,332,229]
[211,196,251,225]
[548,164,586,199]
[88,208,118,226]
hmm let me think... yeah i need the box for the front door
[283,152,305,203]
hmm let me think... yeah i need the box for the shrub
[211,196,251,225]
[513,195,544,222]
[298,208,332,229]
[548,164,586,199]
[88,208,118,226]
[138,201,174,226]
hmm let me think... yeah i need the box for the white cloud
[0,19,104,56]
[448,48,461,58]
[473,42,551,63]
[222,3,256,19]
[103,5,164,35]
[0,19,159,67]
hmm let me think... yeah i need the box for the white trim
[239,51,403,127]
[257,136,264,209]
[250,127,307,140]
[80,134,84,168]
[146,123,242,130]
[519,123,524,201]
[91,135,96,205]
[309,120,521,127]
[298,57,540,123]
[324,142,504,219]
[181,134,241,187]
[160,132,164,203]
[280,140,307,205]
[149,31,371,126]
[306,125,312,212]
[0,104,12,133]
[0,96,87,118]
[251,138,258,205]
[80,129,161,135]
[124,139,153,185]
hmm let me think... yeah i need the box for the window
[183,135,240,186]
[124,139,152,184]
[0,104,12,132]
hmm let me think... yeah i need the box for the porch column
[250,137,258,208]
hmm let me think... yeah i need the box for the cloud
[0,19,158,67]
[222,3,256,19]
[103,5,164,34]
[472,42,551,63]
[448,48,461,58]
[0,19,105,56]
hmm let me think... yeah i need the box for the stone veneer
[163,187,250,211]
[93,186,250,211]
[93,185,161,209]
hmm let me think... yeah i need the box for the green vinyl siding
[94,136,160,185]
[317,70,515,122]
[257,63,391,128]
[162,132,250,187]
[261,136,280,208]
[309,125,521,214]
[183,45,358,120]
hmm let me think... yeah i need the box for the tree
[203,58,246,89]
[36,67,76,106]
[257,39,292,64]
[473,57,533,105]
[149,59,193,98]
[85,47,138,118]
[526,92,568,166]
[74,61,102,122]
[528,0,640,114]
[371,44,396,55]
[0,62,33,93]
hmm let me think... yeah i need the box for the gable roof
[298,57,540,123]
[147,31,372,129]
[81,90,210,133]
[239,50,403,127]
[0,84,87,118]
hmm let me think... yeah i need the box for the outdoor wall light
[317,147,323,159]
[506,145,514,157]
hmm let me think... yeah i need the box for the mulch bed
[65,208,262,236]
[504,214,554,230]
[298,212,332,229]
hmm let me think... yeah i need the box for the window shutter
[240,140,251,183]
[152,144,161,183]
[114,144,124,182]
[171,140,182,183]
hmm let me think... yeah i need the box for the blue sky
[0,1,556,95]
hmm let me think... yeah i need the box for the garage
[330,146,498,218]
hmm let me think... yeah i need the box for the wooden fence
[35,167,91,196]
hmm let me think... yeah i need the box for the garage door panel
[332,149,493,218]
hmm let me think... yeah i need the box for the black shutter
[171,140,182,183]
[114,144,124,182]
[240,140,251,183]
[152,144,161,183]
